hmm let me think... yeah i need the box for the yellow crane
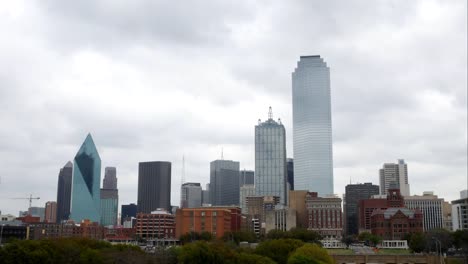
[11,194,40,209]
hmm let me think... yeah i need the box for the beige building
[265,206,296,233]
[404,192,444,231]
[443,201,453,231]
[289,190,308,228]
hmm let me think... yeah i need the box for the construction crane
[11,194,40,209]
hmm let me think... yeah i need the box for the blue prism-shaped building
[70,133,101,223]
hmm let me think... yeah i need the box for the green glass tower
[70,133,101,223]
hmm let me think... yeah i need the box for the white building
[292,55,334,196]
[404,192,443,231]
[265,206,296,233]
[379,159,410,196]
[180,182,202,208]
[452,190,468,231]
[255,107,287,204]
[240,184,255,214]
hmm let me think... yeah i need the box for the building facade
[180,182,202,208]
[240,170,255,186]
[359,198,388,233]
[210,160,240,206]
[305,192,343,239]
[56,161,73,223]
[202,184,210,206]
[44,201,57,223]
[137,161,171,213]
[265,206,297,233]
[28,207,45,222]
[292,55,333,196]
[70,134,101,223]
[379,159,410,196]
[255,107,287,204]
[100,189,118,226]
[345,183,380,235]
[103,167,117,189]
[240,184,255,214]
[175,207,241,239]
[404,192,444,231]
[452,190,468,231]
[135,209,176,239]
[246,196,280,225]
[287,158,294,191]
[121,203,137,225]
[289,190,308,228]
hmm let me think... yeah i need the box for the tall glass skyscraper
[255,107,287,204]
[70,134,101,223]
[100,167,118,226]
[210,159,240,206]
[292,55,334,196]
[137,161,171,213]
[56,161,73,223]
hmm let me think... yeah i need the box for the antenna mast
[181,155,185,185]
[268,106,273,120]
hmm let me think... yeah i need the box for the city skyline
[0,1,466,215]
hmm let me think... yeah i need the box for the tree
[237,253,276,264]
[342,235,355,248]
[358,232,372,242]
[222,231,257,244]
[427,229,454,253]
[255,239,304,264]
[177,241,238,264]
[369,235,382,247]
[453,229,468,252]
[288,243,334,264]
[409,232,427,253]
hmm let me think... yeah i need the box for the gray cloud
[0,0,466,215]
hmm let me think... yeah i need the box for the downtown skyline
[0,1,466,216]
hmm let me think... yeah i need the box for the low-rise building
[136,209,176,240]
[452,190,468,231]
[305,192,343,239]
[265,206,296,233]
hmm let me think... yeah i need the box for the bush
[255,239,304,264]
[288,244,334,264]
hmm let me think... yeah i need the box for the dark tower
[344,183,380,235]
[137,161,171,213]
[56,161,73,223]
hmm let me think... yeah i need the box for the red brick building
[135,209,176,240]
[305,192,343,239]
[369,188,423,240]
[359,198,387,232]
[175,207,240,239]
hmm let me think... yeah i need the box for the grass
[326,248,354,255]
[375,248,411,254]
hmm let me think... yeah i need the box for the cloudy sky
[0,0,466,216]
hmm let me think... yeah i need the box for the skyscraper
[121,203,137,225]
[44,201,57,223]
[210,159,240,206]
[292,55,333,196]
[344,183,379,235]
[379,159,410,196]
[240,170,255,186]
[56,161,73,223]
[287,158,294,191]
[137,161,171,213]
[180,182,202,208]
[103,167,117,189]
[255,107,287,204]
[70,134,101,223]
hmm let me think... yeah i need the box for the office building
[404,192,444,231]
[292,55,334,196]
[180,182,202,208]
[452,190,468,231]
[136,209,176,240]
[100,189,118,226]
[137,161,171,213]
[443,201,453,231]
[28,207,45,222]
[305,192,343,239]
[56,161,73,223]
[175,207,241,239]
[246,196,280,225]
[345,183,379,235]
[379,159,410,196]
[240,184,255,214]
[289,190,308,228]
[103,167,117,189]
[44,201,57,223]
[202,184,210,205]
[255,107,287,204]
[359,198,388,233]
[240,170,255,186]
[121,203,137,225]
[287,158,294,190]
[210,159,240,206]
[70,134,101,223]
[265,206,296,233]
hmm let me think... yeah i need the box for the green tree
[288,243,334,264]
[453,229,468,252]
[358,232,372,242]
[342,235,355,248]
[427,229,454,253]
[255,239,304,264]
[409,232,427,253]
[289,228,322,243]
[369,234,382,247]
[177,241,238,264]
[223,231,257,244]
[237,253,276,264]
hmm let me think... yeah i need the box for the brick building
[359,198,388,233]
[175,207,240,239]
[305,192,343,239]
[135,209,176,240]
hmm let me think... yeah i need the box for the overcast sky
[0,0,466,216]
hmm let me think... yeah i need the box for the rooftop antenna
[268,106,273,120]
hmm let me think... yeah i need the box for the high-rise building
[121,203,137,225]
[180,182,202,208]
[70,134,101,223]
[103,167,117,189]
[137,161,171,213]
[404,192,444,231]
[255,107,287,204]
[240,170,255,186]
[210,159,240,206]
[100,189,118,226]
[202,184,210,205]
[240,184,255,214]
[44,201,57,223]
[100,168,118,226]
[379,159,410,196]
[292,55,333,196]
[344,183,379,235]
[452,190,468,231]
[56,161,73,223]
[287,158,294,191]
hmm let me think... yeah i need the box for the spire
[268,106,273,120]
